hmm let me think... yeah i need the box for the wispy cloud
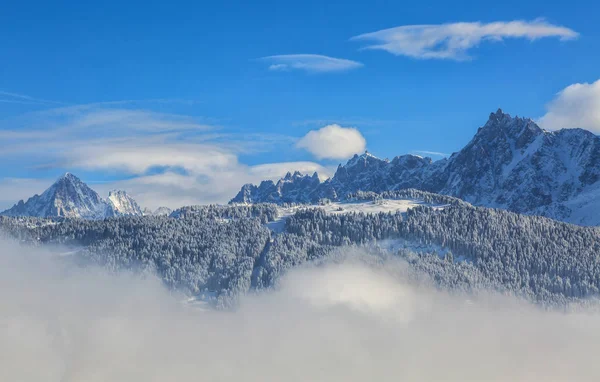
[351,19,578,60]
[0,177,52,210]
[538,79,600,133]
[261,54,363,73]
[0,104,328,210]
[293,117,399,129]
[411,150,449,158]
[0,90,66,106]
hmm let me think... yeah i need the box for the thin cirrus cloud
[297,124,367,160]
[351,19,579,60]
[261,54,363,73]
[411,150,449,158]
[0,90,65,105]
[538,79,600,133]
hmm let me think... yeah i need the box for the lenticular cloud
[352,19,578,60]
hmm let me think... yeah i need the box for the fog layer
[1,239,599,381]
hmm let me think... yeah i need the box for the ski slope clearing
[319,199,447,215]
[268,199,448,232]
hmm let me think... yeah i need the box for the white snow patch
[319,199,447,215]
[267,199,448,232]
[502,134,544,178]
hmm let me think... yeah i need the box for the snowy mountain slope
[142,207,173,216]
[107,190,144,216]
[266,197,450,233]
[231,109,600,225]
[152,206,173,216]
[1,173,115,219]
[318,199,448,215]
[436,111,600,221]
[1,173,145,219]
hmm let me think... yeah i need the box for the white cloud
[538,79,600,133]
[297,124,367,160]
[92,161,333,210]
[93,172,234,210]
[0,178,51,210]
[0,105,330,210]
[3,243,600,381]
[261,54,363,73]
[351,19,578,60]
[0,159,330,212]
[64,140,239,175]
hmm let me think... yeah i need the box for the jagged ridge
[231,109,600,225]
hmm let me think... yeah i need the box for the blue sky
[1,0,599,209]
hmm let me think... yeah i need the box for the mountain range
[4,109,600,225]
[0,173,168,219]
[231,109,600,226]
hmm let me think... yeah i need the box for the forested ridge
[2,197,600,307]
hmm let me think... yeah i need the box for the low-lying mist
[2,238,600,381]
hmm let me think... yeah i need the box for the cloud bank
[2,239,600,381]
[538,79,600,133]
[352,19,578,60]
[0,105,333,210]
[261,54,363,73]
[297,124,367,159]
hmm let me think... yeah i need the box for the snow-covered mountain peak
[478,109,543,145]
[153,206,173,216]
[2,173,114,219]
[485,108,510,124]
[230,169,325,204]
[60,171,76,180]
[230,110,600,225]
[345,151,385,168]
[1,174,146,219]
[391,154,432,167]
[107,190,143,216]
[282,171,305,182]
[52,172,85,188]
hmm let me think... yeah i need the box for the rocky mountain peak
[282,171,304,181]
[2,173,113,219]
[229,109,600,225]
[107,190,144,216]
[52,172,85,189]
[345,151,385,168]
[478,109,543,146]
[1,174,145,219]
